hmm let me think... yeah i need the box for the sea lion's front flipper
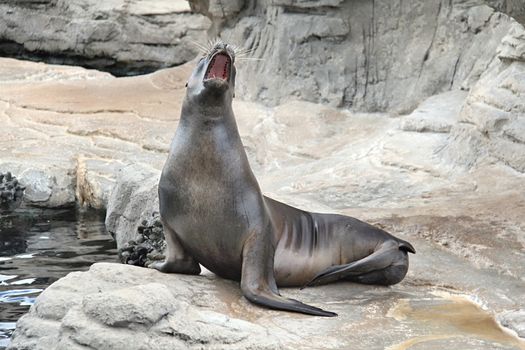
[303,240,408,288]
[150,222,201,275]
[241,230,337,317]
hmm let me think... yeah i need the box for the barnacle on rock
[118,212,166,267]
[0,172,25,214]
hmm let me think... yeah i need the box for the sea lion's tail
[398,238,416,254]
[302,239,412,288]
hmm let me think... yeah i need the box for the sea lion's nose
[214,41,227,51]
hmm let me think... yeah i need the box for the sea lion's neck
[177,97,246,156]
[169,97,256,187]
[180,98,239,133]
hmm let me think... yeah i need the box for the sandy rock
[81,283,177,327]
[189,0,243,33]
[499,21,525,61]
[8,263,286,350]
[488,0,525,25]
[75,156,118,209]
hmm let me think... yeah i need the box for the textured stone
[189,0,243,33]
[8,264,287,350]
[191,0,516,112]
[400,90,467,133]
[81,283,177,327]
[105,164,160,248]
[499,310,525,338]
[488,0,525,25]
[18,167,75,208]
[446,20,525,172]
[75,156,118,209]
[7,254,525,350]
[0,0,210,75]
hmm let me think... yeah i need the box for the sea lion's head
[184,41,236,106]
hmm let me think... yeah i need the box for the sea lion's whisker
[206,38,215,52]
[188,40,209,54]
[236,57,265,61]
[208,38,223,51]
[234,45,255,54]
[235,47,257,56]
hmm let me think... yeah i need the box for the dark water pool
[0,207,117,349]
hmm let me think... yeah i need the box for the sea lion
[154,41,415,317]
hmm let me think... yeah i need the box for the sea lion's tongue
[206,54,229,80]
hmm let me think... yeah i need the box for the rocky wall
[440,20,525,173]
[0,0,210,76]
[191,0,518,113]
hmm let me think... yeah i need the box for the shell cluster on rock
[118,213,166,267]
[0,172,25,213]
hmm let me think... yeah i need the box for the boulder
[105,164,160,248]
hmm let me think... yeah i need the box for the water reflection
[0,324,14,349]
[0,207,117,349]
[0,289,42,306]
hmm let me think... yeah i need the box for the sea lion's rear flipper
[303,240,410,288]
[241,231,337,317]
[398,239,416,254]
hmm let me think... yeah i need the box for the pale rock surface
[7,250,525,350]
[0,57,191,208]
[400,90,468,133]
[0,0,209,75]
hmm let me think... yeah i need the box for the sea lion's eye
[185,82,188,87]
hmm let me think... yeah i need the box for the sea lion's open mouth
[204,52,231,82]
